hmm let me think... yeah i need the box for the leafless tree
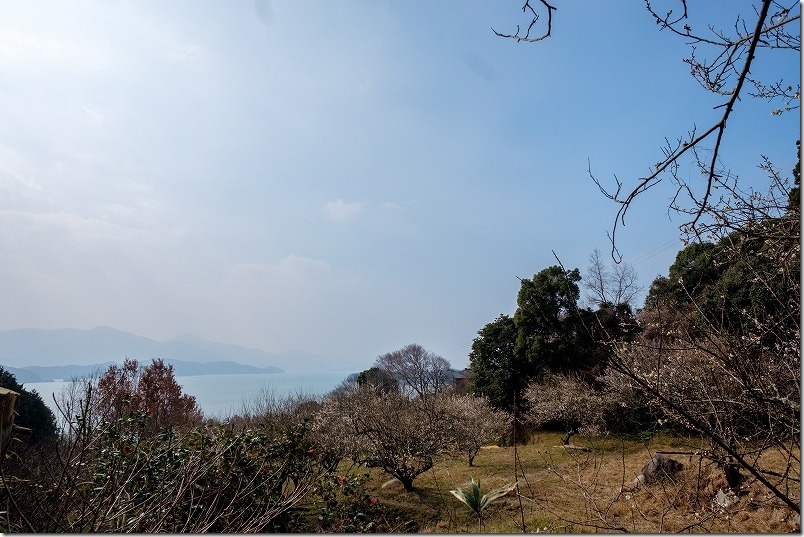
[315,385,512,486]
[438,394,511,466]
[374,343,452,400]
[315,384,446,492]
[524,373,614,437]
[583,249,643,308]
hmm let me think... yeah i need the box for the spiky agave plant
[449,477,517,531]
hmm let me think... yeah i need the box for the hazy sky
[0,1,798,371]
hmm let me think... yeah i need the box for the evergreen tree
[469,314,523,414]
[0,367,57,445]
[513,265,585,375]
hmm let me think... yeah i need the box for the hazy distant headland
[8,360,283,383]
[0,326,332,382]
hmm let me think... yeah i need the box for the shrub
[94,358,202,436]
[3,406,321,532]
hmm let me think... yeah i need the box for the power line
[628,237,683,267]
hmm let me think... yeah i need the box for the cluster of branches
[491,2,800,515]
[317,344,509,491]
[610,227,799,513]
[604,0,798,249]
[498,0,799,253]
[1,360,322,532]
[527,165,800,515]
[315,383,509,491]
[469,147,799,516]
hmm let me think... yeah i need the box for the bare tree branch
[583,248,643,307]
[504,1,799,254]
[612,0,801,253]
[493,0,557,43]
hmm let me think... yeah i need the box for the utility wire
[628,237,683,267]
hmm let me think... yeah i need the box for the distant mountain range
[7,359,284,383]
[0,326,333,382]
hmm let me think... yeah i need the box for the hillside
[357,432,800,533]
[0,327,327,379]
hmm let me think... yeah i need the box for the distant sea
[26,371,350,420]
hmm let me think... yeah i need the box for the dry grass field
[354,431,800,533]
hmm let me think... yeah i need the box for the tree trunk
[0,387,20,455]
[398,476,415,492]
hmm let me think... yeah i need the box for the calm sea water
[26,371,350,419]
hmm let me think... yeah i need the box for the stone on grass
[634,453,684,486]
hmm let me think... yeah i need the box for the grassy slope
[355,431,800,533]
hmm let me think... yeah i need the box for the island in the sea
[0,326,293,382]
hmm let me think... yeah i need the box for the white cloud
[0,28,110,72]
[79,105,111,128]
[0,207,186,254]
[325,199,364,223]
[277,254,330,272]
[0,145,45,205]
[228,255,331,279]
[167,43,202,62]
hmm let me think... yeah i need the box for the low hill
[12,358,283,382]
[0,327,292,377]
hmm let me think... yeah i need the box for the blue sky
[0,1,798,371]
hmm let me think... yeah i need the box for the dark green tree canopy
[0,367,57,446]
[645,218,799,341]
[514,265,584,375]
[666,241,719,301]
[469,314,523,414]
[471,263,639,414]
[355,366,397,393]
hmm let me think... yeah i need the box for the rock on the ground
[635,453,684,485]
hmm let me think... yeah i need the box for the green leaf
[479,482,517,509]
[450,478,516,515]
